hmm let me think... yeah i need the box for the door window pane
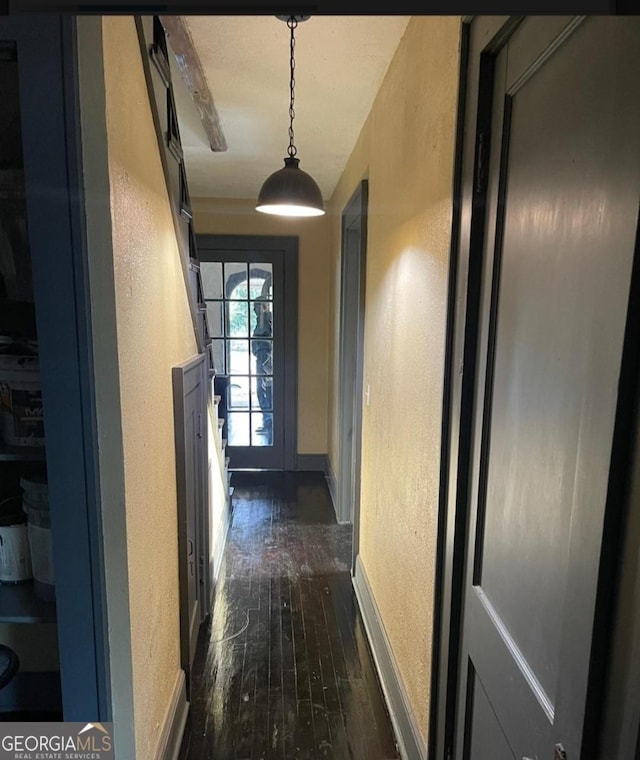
[251,298,273,335]
[229,377,250,410]
[224,263,248,299]
[251,375,272,412]
[206,302,224,338]
[251,413,273,446]
[200,262,222,299]
[227,339,249,375]
[227,412,250,447]
[212,339,225,374]
[249,263,273,298]
[227,301,248,337]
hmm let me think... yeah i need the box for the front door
[456,16,640,759]
[197,235,298,470]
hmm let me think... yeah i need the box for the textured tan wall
[103,17,198,760]
[327,16,461,742]
[192,198,331,455]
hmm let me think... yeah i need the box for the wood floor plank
[178,471,400,760]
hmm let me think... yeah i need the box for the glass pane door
[201,251,287,469]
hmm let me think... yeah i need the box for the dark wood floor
[178,470,400,760]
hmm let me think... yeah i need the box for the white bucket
[20,475,54,601]
[20,473,48,509]
[0,511,32,584]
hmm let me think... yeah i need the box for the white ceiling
[168,15,410,201]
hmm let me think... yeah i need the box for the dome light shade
[256,157,325,217]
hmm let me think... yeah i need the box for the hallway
[178,470,400,760]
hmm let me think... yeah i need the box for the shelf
[0,582,56,623]
[0,444,46,462]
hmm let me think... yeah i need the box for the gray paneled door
[173,353,207,691]
[456,17,640,760]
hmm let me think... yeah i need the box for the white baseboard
[325,456,339,519]
[154,668,189,760]
[353,555,429,760]
[213,498,231,587]
[207,497,232,612]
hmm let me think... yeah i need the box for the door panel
[457,16,640,759]
[184,386,200,664]
[173,354,206,690]
[467,670,516,760]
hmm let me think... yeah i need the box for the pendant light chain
[287,16,297,158]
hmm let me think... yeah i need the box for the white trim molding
[353,556,429,760]
[213,501,231,589]
[325,456,339,519]
[154,668,189,760]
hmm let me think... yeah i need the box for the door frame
[196,234,298,471]
[433,15,640,760]
[0,15,111,720]
[337,181,368,551]
[432,17,513,758]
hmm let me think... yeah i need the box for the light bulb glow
[256,203,325,217]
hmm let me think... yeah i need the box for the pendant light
[256,15,325,217]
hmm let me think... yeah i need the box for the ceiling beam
[160,15,227,152]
